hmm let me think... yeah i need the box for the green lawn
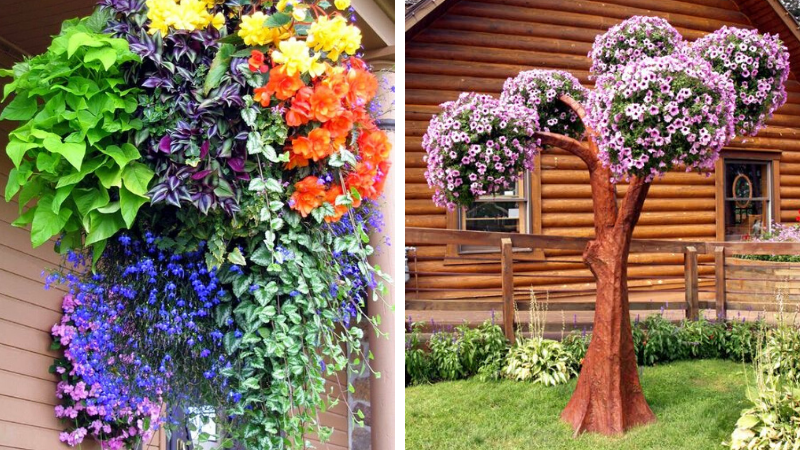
[406,360,752,450]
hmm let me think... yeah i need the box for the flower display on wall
[2,1,392,448]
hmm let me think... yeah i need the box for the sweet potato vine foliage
[2,1,392,449]
[424,16,789,436]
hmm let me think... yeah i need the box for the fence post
[684,246,699,321]
[715,246,726,320]
[501,238,515,344]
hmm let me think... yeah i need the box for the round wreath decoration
[2,1,392,449]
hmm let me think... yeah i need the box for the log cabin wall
[405,0,800,301]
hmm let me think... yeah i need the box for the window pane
[464,201,523,233]
[724,161,771,241]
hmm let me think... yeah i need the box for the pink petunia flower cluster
[589,16,684,77]
[692,26,790,136]
[52,294,161,450]
[500,69,589,140]
[588,53,737,183]
[422,92,540,209]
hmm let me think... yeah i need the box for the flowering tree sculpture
[2,0,392,448]
[424,16,789,435]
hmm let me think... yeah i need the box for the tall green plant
[1,13,148,260]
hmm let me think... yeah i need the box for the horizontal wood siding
[406,0,800,296]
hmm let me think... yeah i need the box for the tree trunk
[560,229,656,435]
[560,168,656,435]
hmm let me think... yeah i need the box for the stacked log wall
[406,0,800,297]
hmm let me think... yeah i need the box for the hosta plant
[727,385,800,449]
[503,337,576,386]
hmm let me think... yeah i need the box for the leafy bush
[429,329,465,381]
[425,321,508,382]
[460,321,508,380]
[2,12,147,257]
[678,318,726,360]
[638,314,685,365]
[724,320,762,362]
[503,338,577,386]
[561,331,590,372]
[761,326,800,385]
[406,322,434,386]
[727,385,800,449]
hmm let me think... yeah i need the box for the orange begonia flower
[346,161,378,203]
[291,128,332,161]
[310,85,343,123]
[358,128,391,162]
[286,87,313,127]
[346,68,378,107]
[350,106,376,130]
[323,110,354,138]
[322,69,350,99]
[323,184,348,223]
[289,176,326,217]
[285,150,309,170]
[248,50,268,73]
[254,86,272,107]
[264,65,305,101]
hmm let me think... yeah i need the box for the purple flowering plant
[589,16,684,77]
[500,70,588,141]
[692,26,790,136]
[588,53,737,183]
[422,92,540,209]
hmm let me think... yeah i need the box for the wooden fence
[406,227,800,343]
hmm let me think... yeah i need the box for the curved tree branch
[534,131,597,170]
[559,94,588,123]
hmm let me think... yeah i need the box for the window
[456,174,531,253]
[722,159,774,240]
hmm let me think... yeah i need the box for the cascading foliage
[2,1,393,449]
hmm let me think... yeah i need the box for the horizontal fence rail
[406,227,800,343]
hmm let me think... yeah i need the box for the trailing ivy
[1,12,150,260]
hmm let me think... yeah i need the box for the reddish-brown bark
[532,97,658,435]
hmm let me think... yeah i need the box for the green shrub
[561,331,590,372]
[406,322,434,386]
[639,315,685,365]
[678,318,726,360]
[460,321,508,380]
[429,329,465,381]
[503,338,576,386]
[761,326,800,385]
[724,320,762,362]
[727,385,800,449]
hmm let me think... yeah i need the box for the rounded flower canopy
[693,26,790,136]
[589,15,684,77]
[423,92,540,209]
[500,70,589,141]
[588,53,736,182]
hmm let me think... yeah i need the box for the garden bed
[406,359,751,450]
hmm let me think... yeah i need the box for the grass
[405,359,752,450]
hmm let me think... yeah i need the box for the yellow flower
[292,5,308,22]
[211,12,226,30]
[238,12,293,46]
[272,37,323,76]
[307,15,361,61]
[334,0,350,10]
[145,0,220,34]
